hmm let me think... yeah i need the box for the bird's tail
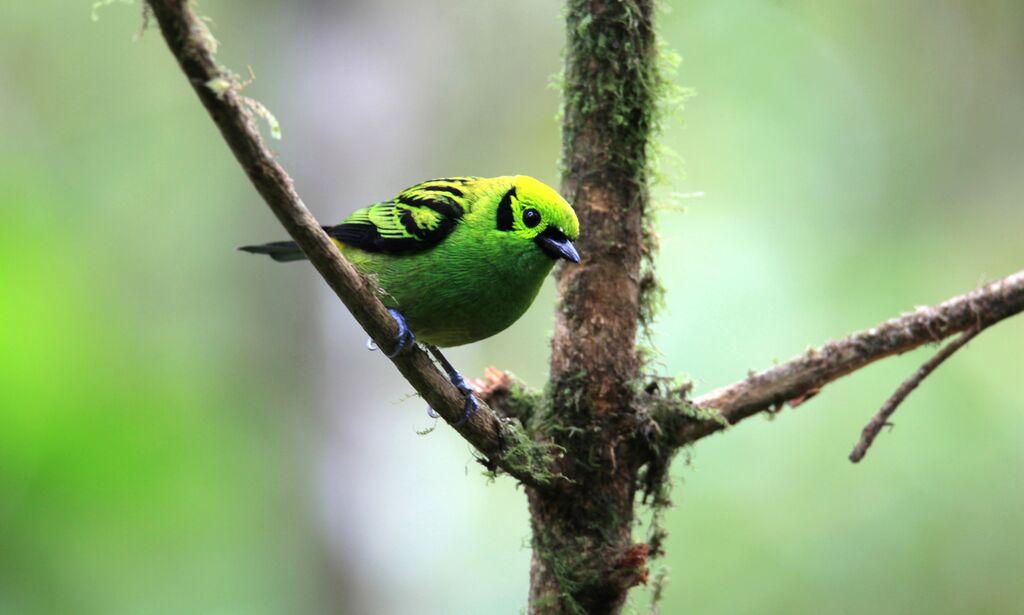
[238,240,307,262]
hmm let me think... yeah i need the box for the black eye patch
[523,208,541,228]
[496,187,516,231]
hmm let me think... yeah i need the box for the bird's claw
[425,378,481,421]
[448,371,479,426]
[424,347,479,426]
[366,308,415,358]
[426,391,478,425]
[455,391,479,427]
[384,309,416,358]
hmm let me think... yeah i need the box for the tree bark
[526,1,658,612]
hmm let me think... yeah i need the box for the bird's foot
[447,370,480,427]
[425,346,479,426]
[366,308,416,358]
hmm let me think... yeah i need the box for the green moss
[498,375,544,425]
[205,77,232,99]
[561,0,659,184]
[532,532,606,615]
[528,368,610,480]
[477,419,568,486]
[505,421,567,485]
[538,368,589,421]
[628,375,697,612]
[243,96,283,140]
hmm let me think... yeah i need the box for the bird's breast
[358,233,554,347]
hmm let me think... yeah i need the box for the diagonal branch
[848,326,982,463]
[143,0,551,486]
[671,270,1024,445]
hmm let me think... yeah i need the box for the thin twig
[142,0,550,486]
[848,327,982,463]
[670,270,1024,445]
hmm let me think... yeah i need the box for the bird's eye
[523,208,541,228]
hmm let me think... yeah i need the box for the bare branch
[673,270,1024,445]
[848,326,981,463]
[144,0,548,486]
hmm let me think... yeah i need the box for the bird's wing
[325,178,477,254]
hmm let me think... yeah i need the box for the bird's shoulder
[325,177,486,254]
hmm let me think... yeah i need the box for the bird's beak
[535,227,581,263]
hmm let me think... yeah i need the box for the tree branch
[848,326,981,463]
[144,0,550,486]
[672,270,1024,445]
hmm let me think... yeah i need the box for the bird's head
[493,176,581,263]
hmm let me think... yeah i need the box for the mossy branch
[143,0,555,487]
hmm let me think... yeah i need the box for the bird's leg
[425,345,479,426]
[366,308,416,358]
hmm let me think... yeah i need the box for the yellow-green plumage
[241,176,580,347]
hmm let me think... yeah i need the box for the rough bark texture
[526,1,658,613]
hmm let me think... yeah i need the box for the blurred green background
[2,1,1022,613]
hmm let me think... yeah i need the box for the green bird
[240,175,581,422]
